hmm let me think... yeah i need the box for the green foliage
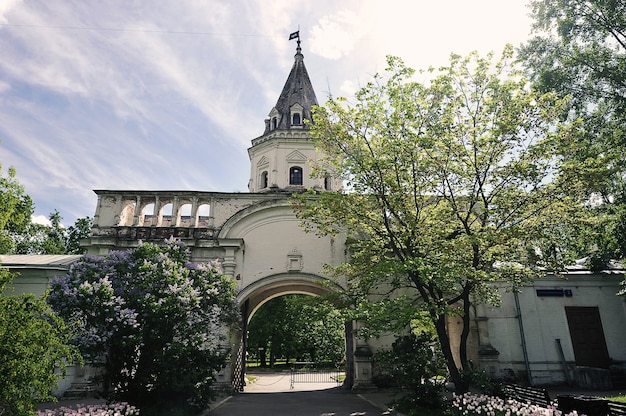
[0,161,34,254]
[294,48,581,392]
[1,152,92,255]
[13,211,65,255]
[0,267,80,416]
[12,212,93,255]
[47,239,239,411]
[247,294,344,366]
[460,366,504,397]
[64,217,93,255]
[520,0,626,269]
[373,332,448,414]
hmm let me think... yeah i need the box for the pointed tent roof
[264,42,318,133]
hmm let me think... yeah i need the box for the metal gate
[232,300,249,392]
[290,362,345,389]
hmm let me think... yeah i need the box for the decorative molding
[287,247,303,272]
[286,149,307,162]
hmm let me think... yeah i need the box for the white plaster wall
[248,135,340,193]
[481,273,626,384]
[221,203,346,290]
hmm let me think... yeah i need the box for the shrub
[452,392,581,416]
[373,332,448,414]
[37,402,139,416]
[0,267,80,416]
[47,238,239,411]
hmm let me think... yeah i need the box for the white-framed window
[289,166,303,185]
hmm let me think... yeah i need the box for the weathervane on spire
[289,27,301,49]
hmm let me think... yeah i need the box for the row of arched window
[118,202,211,227]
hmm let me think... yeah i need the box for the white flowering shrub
[37,402,139,416]
[47,238,238,411]
[452,392,582,416]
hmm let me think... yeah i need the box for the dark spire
[263,40,318,134]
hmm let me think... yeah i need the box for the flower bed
[37,402,140,416]
[452,392,582,416]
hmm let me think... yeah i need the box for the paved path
[208,372,395,416]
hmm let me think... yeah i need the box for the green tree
[374,332,447,414]
[247,296,289,367]
[0,162,34,254]
[13,211,65,254]
[65,216,93,254]
[247,295,345,366]
[294,48,580,392]
[47,238,239,411]
[0,266,80,416]
[13,213,92,255]
[519,0,626,267]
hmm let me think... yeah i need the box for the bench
[608,400,626,416]
[558,395,626,416]
[500,382,552,408]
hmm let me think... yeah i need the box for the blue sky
[0,0,532,226]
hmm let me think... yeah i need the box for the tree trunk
[459,290,472,371]
[433,313,469,393]
[260,345,267,367]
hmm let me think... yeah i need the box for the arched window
[261,171,268,188]
[197,203,211,227]
[118,202,136,226]
[141,203,155,226]
[289,166,303,186]
[292,113,301,125]
[324,175,332,191]
[272,117,277,130]
[159,203,173,226]
[178,203,192,227]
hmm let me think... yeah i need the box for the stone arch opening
[196,203,211,227]
[118,201,136,226]
[230,274,354,392]
[177,202,193,227]
[158,202,173,226]
[140,203,155,226]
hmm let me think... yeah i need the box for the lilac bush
[452,392,582,416]
[37,402,139,416]
[47,238,239,410]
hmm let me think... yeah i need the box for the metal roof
[0,254,83,269]
[264,43,318,134]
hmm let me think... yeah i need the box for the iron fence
[290,361,344,389]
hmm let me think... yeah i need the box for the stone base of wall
[573,366,612,390]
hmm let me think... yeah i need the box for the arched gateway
[84,41,376,391]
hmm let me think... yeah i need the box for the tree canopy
[0,162,34,254]
[47,238,239,411]
[247,294,345,366]
[520,0,626,268]
[1,153,93,255]
[0,266,80,416]
[294,47,581,392]
[12,212,93,255]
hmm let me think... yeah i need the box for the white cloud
[0,0,533,225]
[0,0,21,24]
[31,214,51,226]
[310,9,365,60]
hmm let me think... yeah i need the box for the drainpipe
[514,291,533,385]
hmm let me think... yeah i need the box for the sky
[0,0,534,226]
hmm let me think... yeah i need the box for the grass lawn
[606,394,626,402]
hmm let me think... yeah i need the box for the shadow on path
[209,387,391,416]
[207,372,395,415]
